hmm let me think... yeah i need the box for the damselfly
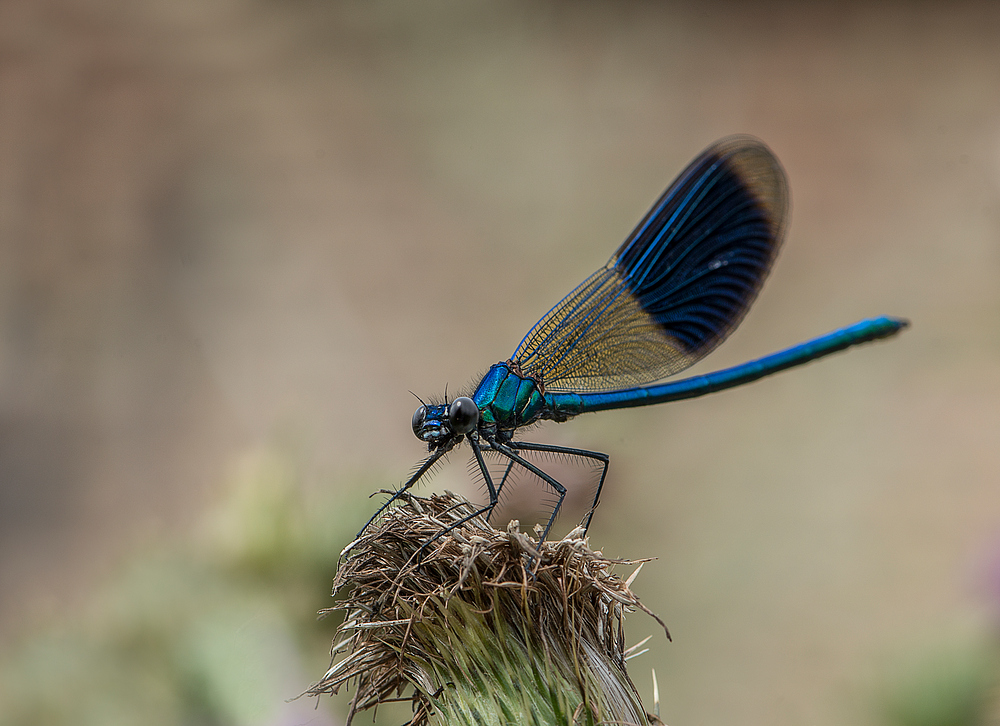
[361,136,907,544]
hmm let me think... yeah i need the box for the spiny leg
[492,442,567,544]
[410,435,499,561]
[484,456,517,525]
[355,447,448,539]
[506,441,609,534]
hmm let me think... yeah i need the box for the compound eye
[411,405,427,437]
[448,397,479,434]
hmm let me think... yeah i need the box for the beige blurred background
[1,1,999,725]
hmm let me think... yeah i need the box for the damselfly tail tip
[892,316,911,330]
[864,315,910,340]
[881,315,911,338]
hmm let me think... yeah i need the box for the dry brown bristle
[307,491,668,726]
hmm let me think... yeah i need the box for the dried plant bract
[308,491,668,726]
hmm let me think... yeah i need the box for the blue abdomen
[472,363,545,430]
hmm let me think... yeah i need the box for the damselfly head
[411,397,480,447]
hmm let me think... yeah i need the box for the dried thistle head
[308,491,668,726]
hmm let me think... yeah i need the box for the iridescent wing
[512,136,788,393]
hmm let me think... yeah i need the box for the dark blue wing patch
[512,136,787,393]
[612,135,787,357]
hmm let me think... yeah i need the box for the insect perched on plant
[360,136,907,544]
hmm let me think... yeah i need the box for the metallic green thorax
[472,363,546,430]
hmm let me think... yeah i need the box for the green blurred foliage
[0,448,370,726]
[878,632,1000,726]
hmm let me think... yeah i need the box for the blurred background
[2,1,1000,725]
